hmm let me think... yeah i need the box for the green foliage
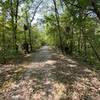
[79,0,90,8]
[44,1,100,68]
[0,0,44,63]
[0,0,100,68]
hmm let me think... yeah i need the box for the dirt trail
[0,46,100,100]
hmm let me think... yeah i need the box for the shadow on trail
[50,55,100,99]
[0,46,100,100]
[16,46,53,65]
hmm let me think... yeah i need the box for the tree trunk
[10,0,19,52]
[28,23,33,52]
[87,37,100,62]
[2,8,6,63]
[52,0,63,52]
[14,0,19,52]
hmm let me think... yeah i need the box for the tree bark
[52,0,63,52]
[87,37,100,62]
[10,0,19,52]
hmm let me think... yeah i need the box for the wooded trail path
[0,46,100,100]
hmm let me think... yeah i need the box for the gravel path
[0,46,100,100]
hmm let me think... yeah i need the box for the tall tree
[52,0,63,52]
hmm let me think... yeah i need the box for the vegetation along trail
[0,46,100,100]
[0,0,100,100]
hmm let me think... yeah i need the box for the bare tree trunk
[14,0,19,52]
[2,8,6,63]
[52,0,63,52]
[25,13,33,52]
[10,0,19,52]
[70,26,74,55]
[10,0,15,50]
[87,37,100,62]
[78,32,81,54]
[81,26,87,61]
[24,31,27,43]
[28,23,33,52]
[25,1,43,52]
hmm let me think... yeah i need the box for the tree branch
[30,0,43,23]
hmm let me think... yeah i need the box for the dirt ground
[0,46,100,100]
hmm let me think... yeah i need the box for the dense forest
[0,0,45,63]
[0,0,100,99]
[45,0,100,67]
[0,0,100,66]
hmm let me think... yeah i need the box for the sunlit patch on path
[0,46,100,100]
